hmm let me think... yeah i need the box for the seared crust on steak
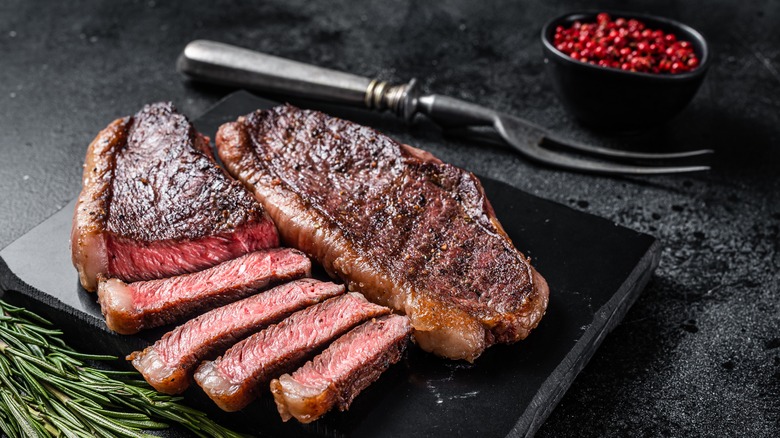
[216,105,549,362]
[71,118,130,292]
[72,102,279,291]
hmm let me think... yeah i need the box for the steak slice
[129,279,344,394]
[72,102,279,292]
[194,292,389,412]
[97,248,311,334]
[270,314,412,423]
[216,104,549,362]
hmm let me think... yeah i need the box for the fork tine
[492,118,710,175]
[511,141,711,175]
[542,133,714,160]
[446,126,710,174]
[449,126,714,161]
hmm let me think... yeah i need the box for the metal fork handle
[178,40,710,175]
[177,40,417,118]
[416,95,496,127]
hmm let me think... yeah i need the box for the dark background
[0,0,778,436]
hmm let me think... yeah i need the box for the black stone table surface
[0,1,777,436]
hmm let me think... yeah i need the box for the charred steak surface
[107,102,263,242]
[72,102,278,291]
[216,105,549,362]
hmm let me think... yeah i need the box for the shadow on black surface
[572,105,777,177]
[536,275,701,436]
[686,109,776,175]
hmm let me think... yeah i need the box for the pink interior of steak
[289,314,412,391]
[98,248,312,335]
[213,293,389,384]
[129,279,344,394]
[127,247,308,309]
[107,220,278,283]
[271,314,411,422]
[155,279,344,368]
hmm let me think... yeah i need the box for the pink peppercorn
[553,13,700,74]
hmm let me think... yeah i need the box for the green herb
[0,300,245,438]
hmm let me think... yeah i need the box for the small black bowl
[541,11,710,129]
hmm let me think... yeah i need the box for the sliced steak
[129,279,343,394]
[216,104,549,362]
[97,248,310,334]
[271,314,412,423]
[194,292,389,412]
[72,102,278,292]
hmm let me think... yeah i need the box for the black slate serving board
[0,91,660,438]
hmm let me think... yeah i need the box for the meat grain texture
[271,314,413,423]
[216,105,549,362]
[129,278,344,394]
[194,293,390,412]
[97,248,311,334]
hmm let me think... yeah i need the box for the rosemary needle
[0,300,245,438]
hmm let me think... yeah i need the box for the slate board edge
[512,239,662,438]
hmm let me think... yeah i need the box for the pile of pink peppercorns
[553,13,701,74]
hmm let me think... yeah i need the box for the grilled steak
[129,279,343,394]
[72,102,278,292]
[97,248,311,334]
[194,292,389,412]
[271,314,412,423]
[216,105,549,362]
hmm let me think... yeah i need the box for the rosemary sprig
[0,300,245,438]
